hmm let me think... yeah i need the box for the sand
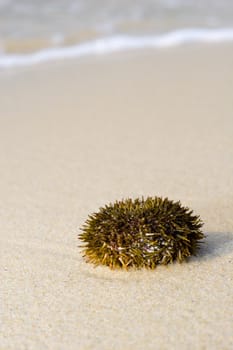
[1,45,233,350]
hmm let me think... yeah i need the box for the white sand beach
[1,45,233,349]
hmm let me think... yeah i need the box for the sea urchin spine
[79,197,204,269]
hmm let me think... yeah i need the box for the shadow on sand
[197,232,233,261]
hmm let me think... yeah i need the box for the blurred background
[0,0,233,65]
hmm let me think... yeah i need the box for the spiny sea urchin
[79,197,204,269]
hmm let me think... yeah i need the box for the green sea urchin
[79,197,204,269]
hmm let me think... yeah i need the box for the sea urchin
[79,197,204,269]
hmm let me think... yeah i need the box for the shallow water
[0,0,233,67]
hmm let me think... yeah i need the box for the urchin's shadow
[197,232,233,260]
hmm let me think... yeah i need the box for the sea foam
[1,28,233,68]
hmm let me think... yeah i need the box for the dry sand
[0,45,233,350]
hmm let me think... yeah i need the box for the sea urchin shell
[79,197,204,269]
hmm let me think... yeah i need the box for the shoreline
[1,28,233,68]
